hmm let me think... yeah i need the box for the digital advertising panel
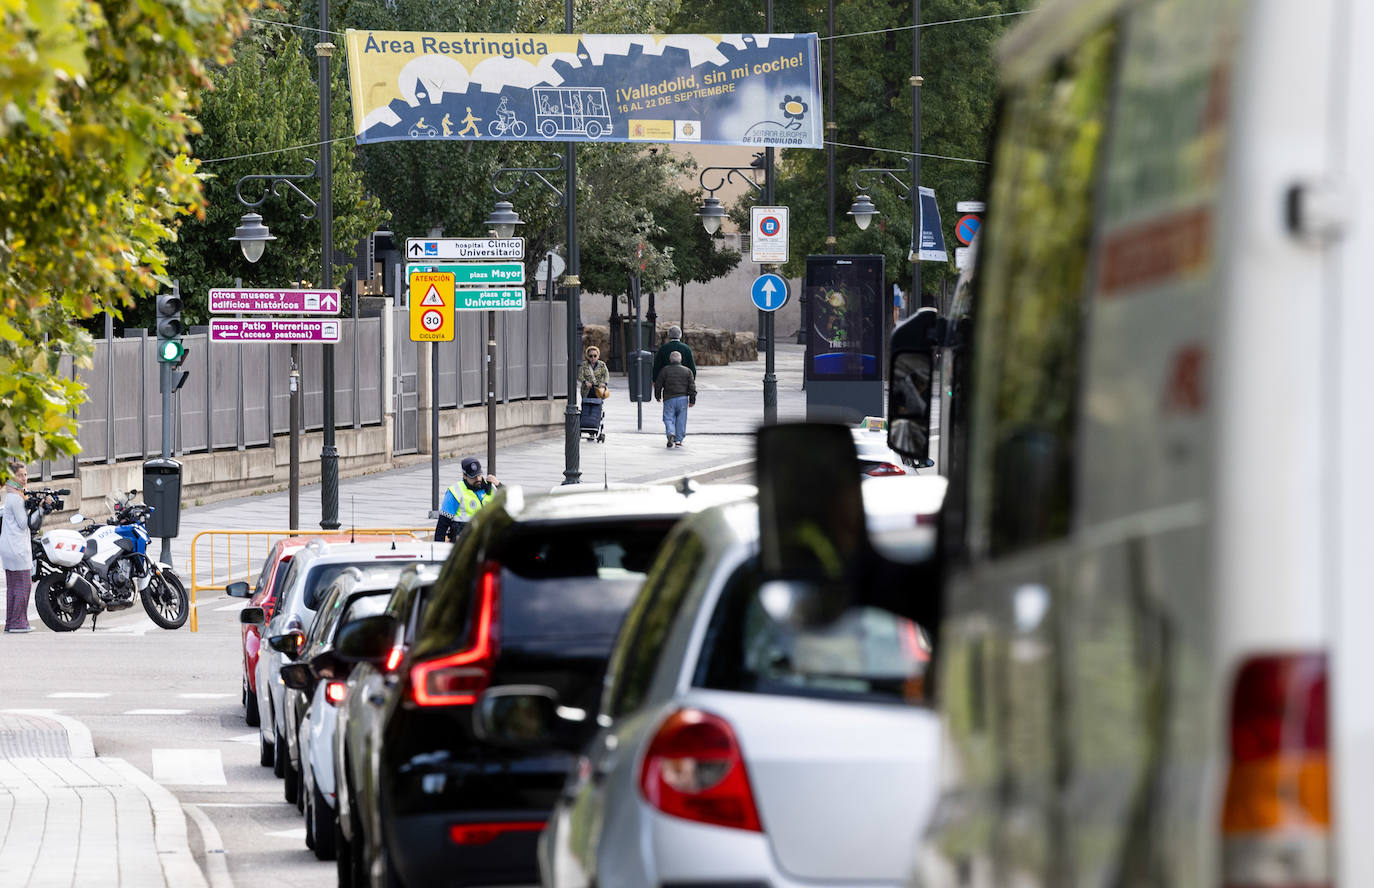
[804,255,884,382]
[345,31,822,148]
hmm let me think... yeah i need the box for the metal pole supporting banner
[290,343,300,529]
[317,18,340,530]
[562,0,581,485]
[763,0,778,425]
[912,0,922,317]
[634,273,643,431]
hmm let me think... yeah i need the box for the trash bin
[142,457,182,539]
[627,350,654,403]
[618,319,655,374]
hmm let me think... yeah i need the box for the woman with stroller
[578,346,609,401]
[578,346,610,442]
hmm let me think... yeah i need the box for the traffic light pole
[157,281,178,566]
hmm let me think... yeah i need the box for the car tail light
[384,646,404,672]
[411,562,499,706]
[1221,652,1330,888]
[863,462,905,477]
[325,681,347,705]
[448,821,544,846]
[639,709,762,832]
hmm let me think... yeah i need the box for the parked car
[482,497,939,888]
[340,483,754,888]
[332,562,443,888]
[227,535,347,727]
[284,567,402,862]
[244,537,451,804]
[852,425,917,476]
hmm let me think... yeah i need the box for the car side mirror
[335,614,399,663]
[239,606,265,626]
[473,685,584,750]
[226,581,251,599]
[269,630,305,658]
[887,309,939,466]
[311,649,346,681]
[280,662,312,691]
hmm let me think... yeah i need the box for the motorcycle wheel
[34,575,86,632]
[141,569,189,630]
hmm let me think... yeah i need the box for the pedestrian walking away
[652,325,696,381]
[653,350,696,449]
[434,457,502,542]
[3,459,33,632]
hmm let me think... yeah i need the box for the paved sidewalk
[164,343,806,585]
[0,711,206,888]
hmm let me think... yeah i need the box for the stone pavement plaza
[0,343,806,887]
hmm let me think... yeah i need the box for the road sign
[208,288,341,315]
[955,247,972,271]
[750,206,789,264]
[535,252,566,285]
[750,273,788,312]
[406,238,524,261]
[454,287,527,311]
[408,263,525,286]
[209,318,340,343]
[955,214,981,246]
[409,271,455,341]
[956,200,986,213]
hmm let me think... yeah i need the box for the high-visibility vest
[445,482,485,521]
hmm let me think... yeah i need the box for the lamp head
[484,201,524,239]
[847,194,878,231]
[229,212,275,263]
[697,196,726,235]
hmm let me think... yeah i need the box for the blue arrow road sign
[751,273,788,312]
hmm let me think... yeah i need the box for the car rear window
[696,561,931,704]
[303,561,409,610]
[496,523,672,643]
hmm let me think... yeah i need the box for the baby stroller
[580,395,607,443]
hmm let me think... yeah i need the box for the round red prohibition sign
[759,215,781,237]
[422,309,444,331]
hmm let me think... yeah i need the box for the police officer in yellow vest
[435,456,501,542]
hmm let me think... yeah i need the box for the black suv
[341,484,752,887]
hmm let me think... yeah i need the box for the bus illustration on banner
[533,87,613,139]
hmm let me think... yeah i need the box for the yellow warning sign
[408,271,454,342]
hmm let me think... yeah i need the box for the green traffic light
[159,339,185,363]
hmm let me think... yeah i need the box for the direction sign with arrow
[750,273,788,312]
[208,288,341,315]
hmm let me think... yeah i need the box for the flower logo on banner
[779,95,808,121]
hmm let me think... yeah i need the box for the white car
[529,499,939,888]
[852,426,917,476]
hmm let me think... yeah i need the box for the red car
[227,536,347,727]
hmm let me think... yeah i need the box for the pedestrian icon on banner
[420,285,446,306]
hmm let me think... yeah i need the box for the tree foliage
[159,19,380,327]
[0,0,254,464]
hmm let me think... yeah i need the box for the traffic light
[155,293,186,364]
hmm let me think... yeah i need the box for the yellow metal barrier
[186,527,436,632]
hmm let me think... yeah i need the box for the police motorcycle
[34,488,189,632]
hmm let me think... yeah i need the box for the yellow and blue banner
[344,31,823,148]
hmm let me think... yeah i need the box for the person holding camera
[434,457,501,543]
[3,460,33,633]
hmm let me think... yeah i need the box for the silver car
[533,499,940,887]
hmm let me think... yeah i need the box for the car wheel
[335,814,354,888]
[311,782,337,861]
[258,724,274,768]
[283,736,299,804]
[244,680,261,727]
[304,785,317,850]
[273,725,286,778]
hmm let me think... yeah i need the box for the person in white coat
[2,460,32,632]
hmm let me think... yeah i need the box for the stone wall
[581,323,757,368]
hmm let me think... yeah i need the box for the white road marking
[191,802,281,808]
[152,749,227,786]
[102,624,156,636]
[214,601,248,612]
[183,803,234,888]
[177,693,235,700]
[125,709,192,716]
[264,827,307,840]
[228,732,259,746]
[46,692,110,699]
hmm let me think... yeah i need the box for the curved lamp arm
[492,160,567,208]
[234,160,320,220]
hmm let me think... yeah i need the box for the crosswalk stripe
[151,748,226,786]
[124,709,191,716]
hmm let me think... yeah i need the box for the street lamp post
[848,158,920,329]
[489,156,581,485]
[695,163,775,422]
[228,1,340,530]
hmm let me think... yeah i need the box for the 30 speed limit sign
[408,271,455,342]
